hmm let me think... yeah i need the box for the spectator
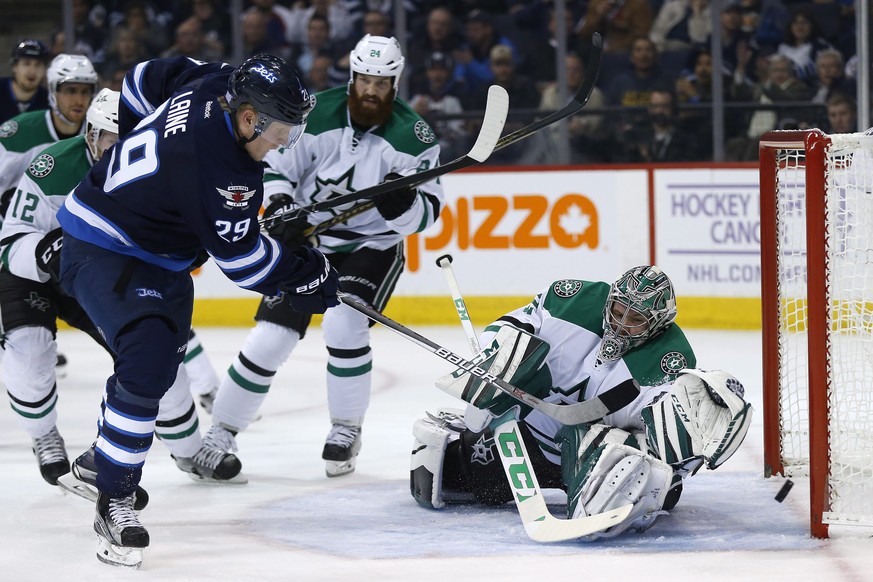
[578,0,654,54]
[243,0,295,52]
[407,6,465,95]
[518,7,585,92]
[116,1,171,59]
[605,37,671,108]
[737,0,789,55]
[777,8,833,87]
[101,27,147,82]
[826,92,857,134]
[468,44,538,164]
[174,0,231,59]
[811,48,856,105]
[455,9,518,100]
[287,0,354,47]
[727,54,815,160]
[409,50,467,162]
[65,0,109,66]
[307,54,336,92]
[0,40,50,123]
[519,51,609,165]
[710,2,757,84]
[293,14,343,78]
[361,10,392,39]
[622,89,702,162]
[241,8,290,60]
[160,17,222,62]
[649,0,711,54]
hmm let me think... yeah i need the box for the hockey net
[760,129,873,538]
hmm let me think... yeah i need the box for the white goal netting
[773,132,873,527]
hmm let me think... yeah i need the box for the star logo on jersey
[29,153,54,178]
[0,120,18,138]
[553,279,582,297]
[414,120,436,144]
[217,185,256,209]
[660,351,688,375]
[24,291,50,312]
[311,167,356,214]
[470,434,495,466]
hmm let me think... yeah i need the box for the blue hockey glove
[373,172,418,220]
[283,246,340,313]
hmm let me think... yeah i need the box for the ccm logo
[406,193,598,271]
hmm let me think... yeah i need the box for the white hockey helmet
[47,53,98,112]
[85,88,120,160]
[348,34,405,93]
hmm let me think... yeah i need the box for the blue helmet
[227,54,315,126]
[11,39,49,64]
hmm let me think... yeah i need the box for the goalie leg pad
[410,408,470,509]
[567,442,674,540]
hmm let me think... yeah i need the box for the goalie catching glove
[435,325,552,418]
[641,368,753,472]
[560,423,674,540]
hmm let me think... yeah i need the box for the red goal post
[760,129,873,539]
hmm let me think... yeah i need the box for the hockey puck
[775,479,794,502]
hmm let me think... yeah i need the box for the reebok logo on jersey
[29,153,55,178]
[217,185,256,209]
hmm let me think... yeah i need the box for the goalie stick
[337,292,612,425]
[261,84,509,232]
[435,255,632,542]
[265,31,603,229]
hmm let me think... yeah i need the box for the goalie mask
[597,265,677,362]
[85,88,119,161]
[349,34,405,94]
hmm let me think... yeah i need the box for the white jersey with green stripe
[0,110,69,200]
[263,86,444,255]
[478,278,697,465]
[0,136,92,282]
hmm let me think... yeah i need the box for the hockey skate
[57,445,150,510]
[173,425,247,483]
[32,426,70,485]
[198,388,217,414]
[94,492,149,568]
[322,423,362,478]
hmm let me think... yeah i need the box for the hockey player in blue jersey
[56,54,339,569]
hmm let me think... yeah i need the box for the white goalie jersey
[262,86,444,254]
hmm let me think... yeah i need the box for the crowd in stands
[1,0,862,164]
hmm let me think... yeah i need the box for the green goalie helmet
[597,265,677,361]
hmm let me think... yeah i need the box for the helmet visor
[258,115,306,149]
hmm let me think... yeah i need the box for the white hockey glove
[560,423,673,540]
[434,325,551,417]
[410,408,470,509]
[641,369,753,471]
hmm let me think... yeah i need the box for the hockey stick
[261,84,509,232]
[267,33,603,227]
[435,255,631,542]
[337,292,611,424]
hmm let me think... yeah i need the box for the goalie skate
[322,424,362,478]
[94,492,148,569]
[57,445,149,510]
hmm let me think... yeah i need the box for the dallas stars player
[410,266,753,539]
[202,34,444,477]
[0,89,116,486]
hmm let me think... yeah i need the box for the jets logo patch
[554,279,582,297]
[29,153,54,178]
[217,185,256,209]
[660,351,688,375]
[414,120,435,144]
[0,120,18,138]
